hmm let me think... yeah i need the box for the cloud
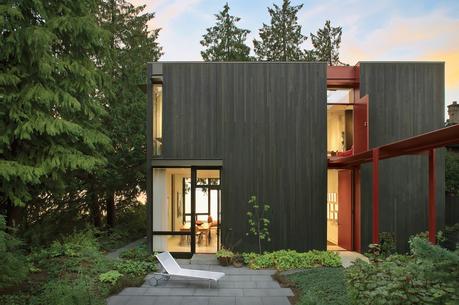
[340,9,459,90]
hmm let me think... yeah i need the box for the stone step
[142,279,280,289]
[118,287,293,297]
[108,295,291,305]
[145,274,275,282]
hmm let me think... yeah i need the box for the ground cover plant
[346,236,459,305]
[287,268,351,305]
[242,249,341,271]
[0,229,157,305]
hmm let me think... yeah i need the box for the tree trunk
[106,192,115,228]
[6,200,22,229]
[88,188,102,228]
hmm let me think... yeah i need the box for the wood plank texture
[161,63,327,251]
[359,62,445,252]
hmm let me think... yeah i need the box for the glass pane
[184,178,191,214]
[153,168,190,232]
[210,189,219,221]
[196,169,220,181]
[197,178,207,185]
[195,187,208,214]
[153,84,162,156]
[153,235,191,253]
[209,178,220,185]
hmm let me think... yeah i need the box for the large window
[153,84,162,156]
[152,167,221,254]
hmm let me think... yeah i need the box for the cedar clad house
[146,61,446,257]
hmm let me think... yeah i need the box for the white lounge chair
[151,251,225,288]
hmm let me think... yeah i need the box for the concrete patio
[107,254,293,305]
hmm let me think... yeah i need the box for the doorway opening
[152,167,221,256]
[327,88,355,251]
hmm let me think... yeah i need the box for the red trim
[327,66,360,88]
[372,148,380,244]
[354,167,361,252]
[428,149,436,244]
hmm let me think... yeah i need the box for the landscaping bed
[0,223,157,305]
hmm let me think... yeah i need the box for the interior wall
[172,174,185,231]
[327,110,345,152]
[327,170,338,244]
[152,168,168,250]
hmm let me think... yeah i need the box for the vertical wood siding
[161,63,327,251]
[359,62,445,252]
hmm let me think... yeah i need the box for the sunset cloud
[129,0,459,103]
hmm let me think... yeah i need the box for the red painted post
[428,149,436,244]
[372,148,379,244]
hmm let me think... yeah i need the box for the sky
[131,0,459,113]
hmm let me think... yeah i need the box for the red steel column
[372,148,380,244]
[428,149,436,244]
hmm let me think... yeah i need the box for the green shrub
[0,215,29,288]
[216,248,234,258]
[99,270,123,285]
[243,250,341,271]
[119,244,155,263]
[115,259,156,276]
[30,276,105,305]
[288,268,351,305]
[346,236,459,305]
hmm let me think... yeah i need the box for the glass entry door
[185,168,221,253]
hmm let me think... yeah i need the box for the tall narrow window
[153,84,163,156]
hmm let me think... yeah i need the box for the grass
[286,267,351,305]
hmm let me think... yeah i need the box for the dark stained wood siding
[359,62,445,252]
[161,63,327,251]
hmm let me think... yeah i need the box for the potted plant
[232,253,244,268]
[216,248,234,266]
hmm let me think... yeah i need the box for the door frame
[191,166,221,254]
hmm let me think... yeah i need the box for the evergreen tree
[0,0,111,226]
[96,0,162,227]
[253,0,307,61]
[310,20,345,66]
[200,3,251,61]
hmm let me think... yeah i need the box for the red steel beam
[428,149,436,244]
[372,148,380,244]
[328,124,459,168]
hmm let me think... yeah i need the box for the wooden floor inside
[165,228,218,254]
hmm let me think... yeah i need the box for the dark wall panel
[161,63,327,251]
[359,62,445,252]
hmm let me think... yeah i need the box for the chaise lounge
[151,251,225,288]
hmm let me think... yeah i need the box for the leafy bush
[288,267,351,305]
[243,250,341,271]
[99,270,123,285]
[446,151,459,195]
[115,259,156,276]
[119,244,155,263]
[47,229,99,258]
[30,277,105,305]
[0,215,29,288]
[346,236,459,305]
[216,248,234,258]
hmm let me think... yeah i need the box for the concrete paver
[108,254,292,305]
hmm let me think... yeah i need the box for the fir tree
[96,0,162,227]
[310,20,345,66]
[201,3,251,61]
[253,0,307,61]
[0,0,111,226]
